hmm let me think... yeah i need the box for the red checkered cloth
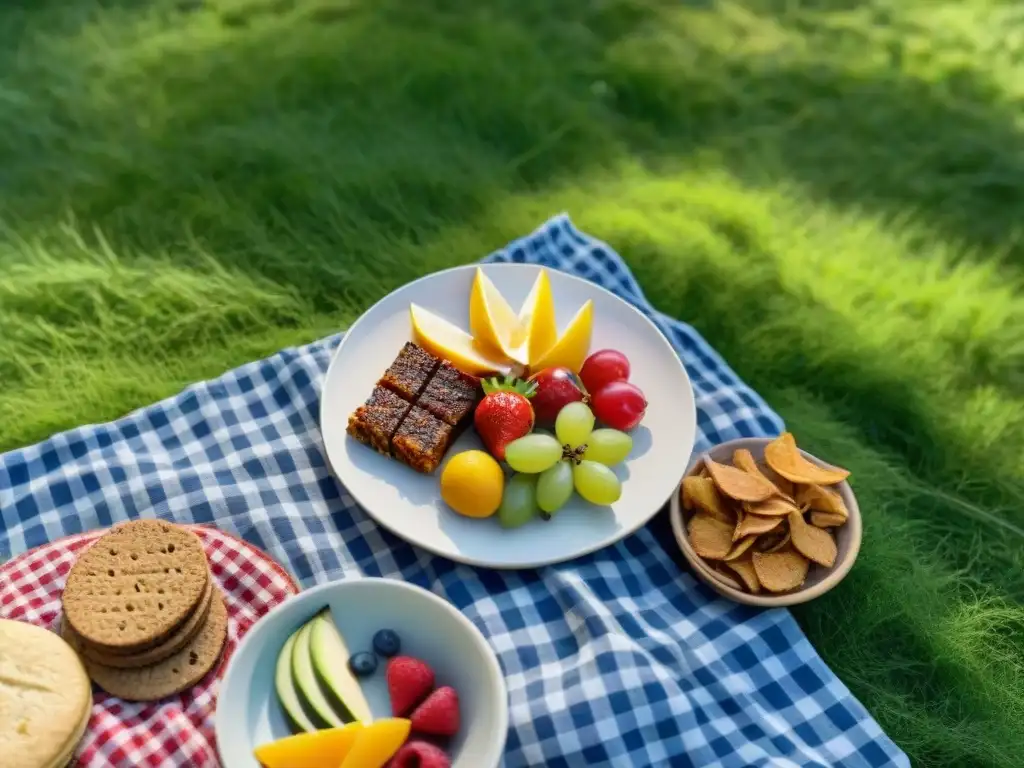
[0,525,299,767]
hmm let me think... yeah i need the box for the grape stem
[561,444,587,465]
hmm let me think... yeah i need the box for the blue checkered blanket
[0,215,906,767]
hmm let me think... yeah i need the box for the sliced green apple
[275,628,318,733]
[291,620,345,728]
[309,610,373,724]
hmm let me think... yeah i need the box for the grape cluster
[498,402,632,527]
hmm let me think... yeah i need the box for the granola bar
[346,386,413,454]
[391,406,454,474]
[378,341,441,401]
[417,360,481,427]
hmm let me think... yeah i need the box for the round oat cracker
[64,576,214,669]
[0,619,92,768]
[62,520,209,652]
[73,588,228,702]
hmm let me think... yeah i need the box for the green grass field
[2,0,1022,764]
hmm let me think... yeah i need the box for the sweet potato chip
[757,530,791,553]
[743,496,799,518]
[788,511,838,567]
[706,564,744,591]
[724,536,757,561]
[810,511,847,528]
[795,483,848,519]
[731,448,759,474]
[734,449,793,500]
[752,548,809,592]
[704,455,777,502]
[764,432,850,485]
[688,513,734,560]
[759,463,795,497]
[682,475,733,524]
[723,558,761,593]
[733,513,782,542]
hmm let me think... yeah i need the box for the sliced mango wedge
[510,270,557,366]
[528,299,593,374]
[338,718,411,768]
[410,304,512,376]
[469,268,524,361]
[253,722,363,768]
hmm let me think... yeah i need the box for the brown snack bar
[347,386,413,454]
[379,341,441,401]
[392,406,454,474]
[348,343,481,473]
[417,360,481,427]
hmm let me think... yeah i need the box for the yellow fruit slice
[528,299,593,374]
[253,723,363,768]
[510,270,557,366]
[339,718,411,768]
[469,268,523,360]
[410,304,511,376]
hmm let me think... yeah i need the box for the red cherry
[528,367,587,425]
[580,350,630,394]
[591,380,646,431]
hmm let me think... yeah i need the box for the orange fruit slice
[410,304,511,376]
[253,723,363,768]
[469,268,524,361]
[339,718,411,768]
[528,299,593,374]
[510,270,557,366]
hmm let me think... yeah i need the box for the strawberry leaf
[482,374,537,398]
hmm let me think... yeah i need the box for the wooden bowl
[669,437,862,607]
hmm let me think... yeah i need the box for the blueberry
[348,651,378,678]
[372,629,401,657]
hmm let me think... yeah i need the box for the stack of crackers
[0,618,91,768]
[59,519,228,702]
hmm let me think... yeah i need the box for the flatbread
[0,619,92,768]
[44,700,91,768]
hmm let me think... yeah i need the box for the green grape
[498,474,540,529]
[555,402,595,448]
[505,434,562,474]
[536,461,574,518]
[582,429,633,466]
[572,460,622,506]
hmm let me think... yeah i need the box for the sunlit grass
[1,1,1023,764]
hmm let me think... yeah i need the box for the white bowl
[216,578,508,767]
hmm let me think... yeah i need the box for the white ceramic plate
[216,578,508,768]
[320,263,696,568]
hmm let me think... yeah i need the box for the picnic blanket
[0,215,908,767]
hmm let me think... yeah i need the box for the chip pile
[681,432,851,595]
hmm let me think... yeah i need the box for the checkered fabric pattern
[0,525,298,767]
[0,214,907,767]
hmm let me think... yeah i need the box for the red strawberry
[387,656,435,716]
[474,376,536,461]
[410,686,460,736]
[388,740,451,768]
